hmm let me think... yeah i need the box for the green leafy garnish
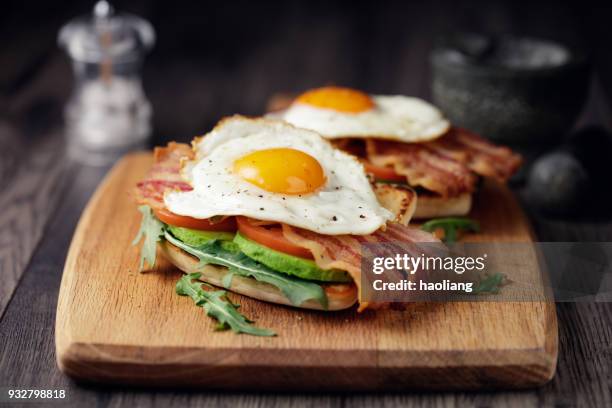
[176,273,276,336]
[421,217,480,243]
[165,231,328,309]
[132,205,165,270]
[473,273,506,294]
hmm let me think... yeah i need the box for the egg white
[165,117,394,235]
[280,95,450,142]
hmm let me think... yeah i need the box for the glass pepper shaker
[58,1,155,165]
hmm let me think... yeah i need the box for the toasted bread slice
[413,192,472,219]
[160,240,358,311]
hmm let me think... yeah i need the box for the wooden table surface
[1,1,611,406]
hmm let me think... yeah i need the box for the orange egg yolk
[295,86,374,113]
[233,148,326,195]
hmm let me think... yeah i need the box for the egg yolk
[233,148,326,195]
[295,86,374,113]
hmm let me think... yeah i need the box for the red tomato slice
[154,209,237,232]
[363,162,406,182]
[236,216,314,259]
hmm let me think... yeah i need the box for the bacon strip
[365,128,521,198]
[282,222,440,311]
[135,142,194,210]
[426,128,522,182]
[366,139,477,198]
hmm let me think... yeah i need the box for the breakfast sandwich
[273,86,522,218]
[134,116,438,316]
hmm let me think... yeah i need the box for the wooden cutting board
[55,152,557,391]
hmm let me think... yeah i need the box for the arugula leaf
[421,217,480,243]
[165,231,328,309]
[473,273,506,294]
[222,271,235,288]
[176,273,276,336]
[132,205,165,271]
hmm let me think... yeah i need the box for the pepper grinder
[59,1,155,165]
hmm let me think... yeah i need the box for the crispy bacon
[364,128,521,198]
[366,139,477,198]
[282,222,440,311]
[135,142,194,210]
[426,128,522,182]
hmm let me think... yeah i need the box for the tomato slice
[363,162,406,182]
[154,209,237,232]
[236,216,314,259]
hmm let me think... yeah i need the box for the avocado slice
[233,232,352,282]
[167,225,235,246]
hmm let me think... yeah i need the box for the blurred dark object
[566,125,612,186]
[525,126,612,219]
[431,33,590,146]
[526,151,589,215]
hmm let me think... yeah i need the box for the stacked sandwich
[134,88,520,333]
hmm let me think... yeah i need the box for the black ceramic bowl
[430,34,590,145]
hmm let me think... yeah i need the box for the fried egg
[164,116,394,235]
[279,86,450,142]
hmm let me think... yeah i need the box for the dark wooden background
[1,0,611,406]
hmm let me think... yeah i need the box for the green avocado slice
[167,225,235,247]
[233,232,352,282]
